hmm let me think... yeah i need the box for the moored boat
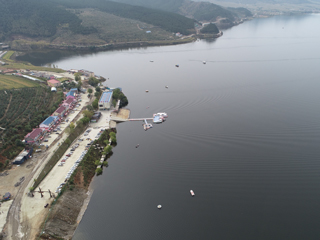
[190,190,195,196]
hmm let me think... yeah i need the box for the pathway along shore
[33,109,130,240]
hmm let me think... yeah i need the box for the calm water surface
[37,14,320,240]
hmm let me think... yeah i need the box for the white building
[98,91,113,110]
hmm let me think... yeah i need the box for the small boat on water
[190,190,195,196]
[145,90,149,93]
[165,85,168,88]
[157,205,162,209]
[135,144,140,148]
[175,64,179,67]
[203,61,206,64]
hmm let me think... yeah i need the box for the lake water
[28,14,320,240]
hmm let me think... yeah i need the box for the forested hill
[52,0,196,35]
[0,0,96,40]
[111,0,252,24]
[0,0,195,41]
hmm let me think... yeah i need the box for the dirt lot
[41,187,88,240]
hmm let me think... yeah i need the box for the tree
[69,122,75,129]
[65,138,71,146]
[94,91,101,98]
[88,77,99,87]
[80,117,90,124]
[74,73,81,81]
[82,110,93,119]
[92,99,98,109]
[95,86,101,92]
[25,125,31,132]
[96,167,102,175]
[88,88,93,94]
[86,105,94,111]
[76,80,82,89]
[103,161,108,167]
[15,139,25,147]
[95,160,101,166]
[110,132,116,143]
[104,145,112,154]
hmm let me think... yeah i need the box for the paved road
[6,168,33,240]
[5,89,95,240]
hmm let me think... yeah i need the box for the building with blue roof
[66,91,75,98]
[99,91,113,110]
[70,88,78,93]
[40,116,58,129]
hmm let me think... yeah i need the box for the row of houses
[24,88,79,145]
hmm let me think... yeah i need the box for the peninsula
[0,51,130,239]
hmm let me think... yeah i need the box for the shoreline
[37,109,129,239]
[10,36,198,52]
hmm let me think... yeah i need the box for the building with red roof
[47,79,61,87]
[24,128,45,144]
[53,105,66,118]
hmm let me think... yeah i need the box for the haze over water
[33,14,320,240]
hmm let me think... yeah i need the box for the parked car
[44,139,48,142]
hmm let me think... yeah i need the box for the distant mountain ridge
[111,0,253,27]
[0,0,252,50]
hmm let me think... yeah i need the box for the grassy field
[0,75,40,90]
[1,61,65,73]
[2,51,14,62]
[1,51,65,73]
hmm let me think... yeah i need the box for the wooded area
[0,0,96,40]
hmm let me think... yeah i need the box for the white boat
[156,112,168,118]
[145,90,149,93]
[203,61,206,64]
[165,85,168,88]
[157,205,162,209]
[175,64,179,67]
[143,123,153,130]
[190,190,195,196]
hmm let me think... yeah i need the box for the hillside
[201,0,320,15]
[0,0,199,50]
[111,0,252,28]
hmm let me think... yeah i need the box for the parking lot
[39,125,108,195]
